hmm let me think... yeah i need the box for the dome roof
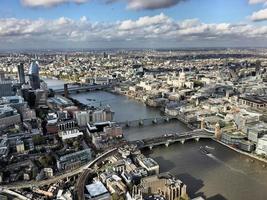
[29,61,40,75]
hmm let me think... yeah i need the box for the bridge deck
[134,130,214,148]
[53,84,112,94]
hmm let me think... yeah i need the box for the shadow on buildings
[207,194,227,200]
[153,156,176,172]
[176,173,205,198]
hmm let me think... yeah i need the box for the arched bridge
[117,116,175,128]
[133,129,214,149]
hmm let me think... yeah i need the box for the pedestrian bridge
[133,129,214,149]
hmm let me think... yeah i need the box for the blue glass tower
[29,61,40,90]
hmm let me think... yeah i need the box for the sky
[1,0,267,49]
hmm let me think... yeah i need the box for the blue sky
[0,0,263,23]
[1,0,267,49]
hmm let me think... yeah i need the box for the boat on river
[200,146,210,154]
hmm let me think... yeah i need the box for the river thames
[46,79,267,200]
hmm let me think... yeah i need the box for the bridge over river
[0,127,214,192]
[53,84,112,95]
[117,116,174,128]
[133,129,214,149]
[117,116,196,130]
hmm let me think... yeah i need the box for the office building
[238,140,255,152]
[0,137,9,159]
[106,175,127,196]
[85,181,110,200]
[132,174,187,200]
[256,135,267,156]
[57,149,92,170]
[0,81,13,97]
[44,168,54,178]
[221,132,246,146]
[22,108,37,121]
[34,89,47,107]
[0,105,21,130]
[29,61,40,90]
[47,113,58,125]
[75,108,114,126]
[59,129,83,141]
[136,155,159,175]
[75,110,90,127]
[0,71,5,81]
[94,77,110,85]
[104,125,123,138]
[239,95,267,109]
[1,96,27,116]
[57,120,76,131]
[17,63,25,84]
[47,95,74,109]
[16,140,25,153]
[92,107,114,123]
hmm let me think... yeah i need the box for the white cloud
[21,0,186,9]
[21,0,88,7]
[248,0,267,4]
[1,14,267,49]
[106,0,186,10]
[118,13,171,30]
[250,8,267,21]
[126,0,185,10]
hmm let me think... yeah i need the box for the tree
[193,80,204,88]
[32,135,45,145]
[73,141,80,149]
[38,155,55,168]
[111,193,125,200]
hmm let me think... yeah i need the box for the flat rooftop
[142,157,159,168]
[86,181,108,198]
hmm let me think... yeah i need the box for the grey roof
[86,181,108,197]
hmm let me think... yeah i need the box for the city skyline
[0,22,267,198]
[2,0,267,49]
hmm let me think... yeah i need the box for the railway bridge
[0,148,117,190]
[53,84,112,95]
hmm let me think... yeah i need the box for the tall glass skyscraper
[29,61,40,90]
[17,63,25,84]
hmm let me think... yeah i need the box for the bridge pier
[180,139,185,144]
